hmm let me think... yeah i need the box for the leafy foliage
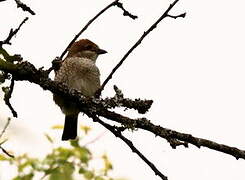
[0,127,122,180]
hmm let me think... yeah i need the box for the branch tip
[0,17,28,47]
[92,115,168,180]
[59,0,125,61]
[100,0,184,94]
[115,2,138,19]
[167,12,186,19]
[14,0,35,15]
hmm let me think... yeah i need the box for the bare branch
[115,2,138,19]
[1,59,245,160]
[0,118,14,158]
[102,85,153,114]
[83,131,106,146]
[14,0,35,15]
[1,59,245,161]
[92,115,168,180]
[0,47,23,63]
[3,79,17,117]
[59,0,136,61]
[47,1,137,74]
[99,112,245,160]
[0,118,11,139]
[167,13,186,19]
[98,0,186,95]
[2,0,243,178]
[0,17,28,47]
[0,146,14,158]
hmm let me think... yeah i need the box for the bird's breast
[54,57,100,97]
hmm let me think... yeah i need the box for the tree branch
[0,146,14,158]
[1,0,244,177]
[0,118,11,139]
[98,0,186,95]
[2,78,17,117]
[1,59,244,161]
[14,0,35,15]
[98,112,245,160]
[92,115,168,180]
[58,0,137,61]
[167,13,186,19]
[115,2,138,19]
[0,118,14,158]
[0,17,28,47]
[102,85,153,114]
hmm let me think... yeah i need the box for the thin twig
[59,0,118,60]
[3,78,17,117]
[98,0,185,95]
[83,131,107,146]
[0,17,28,47]
[92,115,168,180]
[0,119,14,158]
[115,2,138,19]
[101,85,153,114]
[0,118,11,139]
[14,0,35,15]
[0,146,14,158]
[58,0,137,59]
[167,13,186,19]
[48,0,137,74]
[46,0,120,74]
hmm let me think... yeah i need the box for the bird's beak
[96,48,107,55]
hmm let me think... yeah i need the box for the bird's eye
[85,45,93,50]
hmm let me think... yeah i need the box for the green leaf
[54,147,73,160]
[83,170,94,180]
[95,176,105,180]
[13,173,34,180]
[13,176,22,180]
[43,167,59,176]
[79,167,86,174]
[62,162,75,176]
[0,154,8,161]
[51,125,64,129]
[17,157,38,173]
[48,163,74,180]
[18,161,29,172]
[102,154,113,175]
[75,147,91,164]
[0,133,119,180]
[70,139,79,147]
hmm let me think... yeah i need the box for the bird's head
[67,39,107,61]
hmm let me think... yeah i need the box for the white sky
[1,0,245,180]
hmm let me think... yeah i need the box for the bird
[53,39,107,140]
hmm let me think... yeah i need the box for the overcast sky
[1,0,245,180]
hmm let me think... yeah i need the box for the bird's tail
[62,114,78,141]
